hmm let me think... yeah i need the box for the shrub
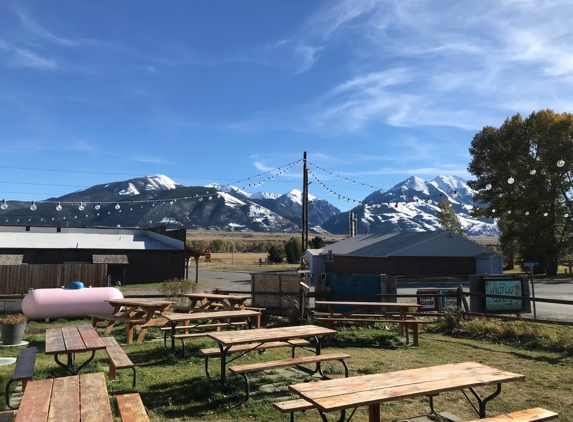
[159,278,203,305]
[1,313,28,324]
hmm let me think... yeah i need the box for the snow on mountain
[205,183,250,198]
[251,191,281,200]
[322,175,498,236]
[218,192,248,208]
[118,175,181,196]
[283,189,316,205]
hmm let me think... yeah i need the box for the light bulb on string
[115,203,120,210]
[30,201,37,211]
[492,209,496,213]
[525,211,530,216]
[530,168,536,175]
[507,210,511,214]
[544,212,548,217]
[565,214,569,218]
[56,202,62,211]
[0,199,7,210]
[78,203,84,211]
[507,177,515,184]
[557,158,565,167]
[95,203,101,210]
[485,184,492,190]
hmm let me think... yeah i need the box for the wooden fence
[0,264,108,294]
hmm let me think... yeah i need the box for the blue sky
[1,0,572,212]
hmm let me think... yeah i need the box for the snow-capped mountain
[0,174,498,236]
[321,175,498,236]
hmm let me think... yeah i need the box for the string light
[1,200,7,210]
[30,201,37,211]
[56,202,62,211]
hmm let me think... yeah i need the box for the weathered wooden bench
[0,410,15,422]
[174,305,265,328]
[5,347,37,410]
[466,407,558,421]
[116,393,150,422]
[316,317,430,346]
[200,339,311,379]
[273,398,316,422]
[230,352,351,400]
[101,337,137,387]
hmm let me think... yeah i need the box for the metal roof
[0,227,183,251]
[0,254,23,265]
[92,254,129,264]
[322,232,501,258]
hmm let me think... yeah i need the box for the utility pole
[231,224,235,266]
[301,152,309,253]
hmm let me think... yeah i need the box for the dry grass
[186,229,346,244]
[200,252,300,271]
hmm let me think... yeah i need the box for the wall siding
[326,256,476,277]
[0,248,185,286]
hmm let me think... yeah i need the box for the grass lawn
[1,316,572,421]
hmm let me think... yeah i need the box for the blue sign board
[484,279,523,312]
[523,262,539,267]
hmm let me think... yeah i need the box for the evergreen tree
[309,236,326,249]
[267,244,285,263]
[436,198,465,236]
[285,237,302,264]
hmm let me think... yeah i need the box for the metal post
[232,226,235,266]
[530,267,537,319]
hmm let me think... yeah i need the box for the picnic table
[289,361,525,422]
[15,372,113,421]
[163,309,261,355]
[90,298,175,344]
[208,324,337,385]
[314,300,424,345]
[183,292,252,311]
[45,324,106,375]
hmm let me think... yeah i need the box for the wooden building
[0,225,186,287]
[311,231,503,277]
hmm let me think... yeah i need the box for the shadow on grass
[432,337,570,364]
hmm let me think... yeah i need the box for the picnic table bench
[116,393,150,422]
[91,298,175,344]
[101,336,137,387]
[5,347,37,409]
[466,407,558,421]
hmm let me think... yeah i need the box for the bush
[267,244,285,263]
[159,278,203,305]
[1,313,27,324]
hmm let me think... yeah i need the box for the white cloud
[12,48,57,70]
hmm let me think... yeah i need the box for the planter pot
[1,323,27,345]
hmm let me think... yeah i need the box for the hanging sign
[204,249,211,262]
[325,250,335,263]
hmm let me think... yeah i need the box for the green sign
[484,279,523,312]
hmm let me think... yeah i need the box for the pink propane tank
[22,286,124,320]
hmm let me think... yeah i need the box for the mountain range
[0,174,498,236]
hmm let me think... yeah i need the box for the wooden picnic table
[91,298,175,344]
[183,292,252,311]
[289,361,525,422]
[163,309,261,353]
[15,372,113,422]
[208,324,336,385]
[45,324,106,375]
[315,300,422,319]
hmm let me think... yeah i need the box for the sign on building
[440,290,458,311]
[416,289,439,312]
[484,279,523,313]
